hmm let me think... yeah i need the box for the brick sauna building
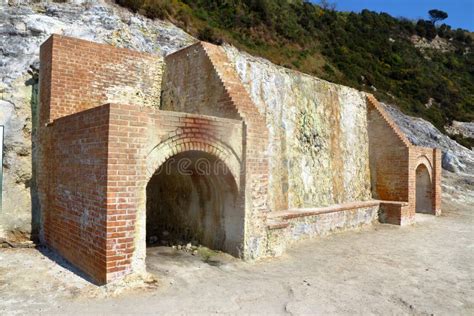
[38,35,441,284]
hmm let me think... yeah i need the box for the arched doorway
[415,164,433,214]
[146,151,242,256]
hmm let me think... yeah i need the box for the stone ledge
[267,200,382,222]
[267,220,290,230]
[266,200,411,230]
[265,204,380,256]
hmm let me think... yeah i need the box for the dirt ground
[1,172,473,315]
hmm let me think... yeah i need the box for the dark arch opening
[415,164,434,214]
[146,151,242,256]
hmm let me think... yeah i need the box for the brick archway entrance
[145,150,242,255]
[415,164,434,214]
[38,35,270,284]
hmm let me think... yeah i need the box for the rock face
[410,35,455,53]
[445,121,474,140]
[382,103,474,175]
[0,0,194,240]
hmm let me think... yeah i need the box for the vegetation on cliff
[116,0,474,147]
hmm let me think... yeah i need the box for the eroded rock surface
[382,103,474,175]
[410,35,455,53]
[445,120,474,140]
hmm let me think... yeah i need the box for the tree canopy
[428,9,448,25]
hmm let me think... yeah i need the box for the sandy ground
[1,172,473,315]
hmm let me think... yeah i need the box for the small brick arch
[415,155,433,180]
[415,161,434,214]
[145,132,242,189]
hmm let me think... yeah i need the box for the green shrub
[197,27,223,45]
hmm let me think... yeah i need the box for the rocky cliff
[0,0,472,241]
[382,103,474,174]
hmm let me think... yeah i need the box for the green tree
[319,0,336,11]
[428,9,448,25]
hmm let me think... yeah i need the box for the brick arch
[415,155,433,180]
[145,133,241,189]
[415,161,434,214]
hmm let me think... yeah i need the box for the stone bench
[265,200,410,256]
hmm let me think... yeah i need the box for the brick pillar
[407,147,417,222]
[432,148,442,215]
[105,104,148,282]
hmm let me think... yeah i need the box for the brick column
[432,148,442,215]
[105,104,148,282]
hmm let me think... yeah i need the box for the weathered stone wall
[267,205,379,256]
[0,96,34,241]
[223,46,372,211]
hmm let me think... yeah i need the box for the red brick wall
[105,104,147,281]
[162,43,240,120]
[367,95,410,202]
[39,34,163,125]
[38,35,162,283]
[39,36,53,126]
[367,95,442,223]
[39,99,244,283]
[408,147,442,216]
[379,201,411,225]
[104,104,244,280]
[41,105,110,284]
[144,110,243,183]
[432,148,442,214]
